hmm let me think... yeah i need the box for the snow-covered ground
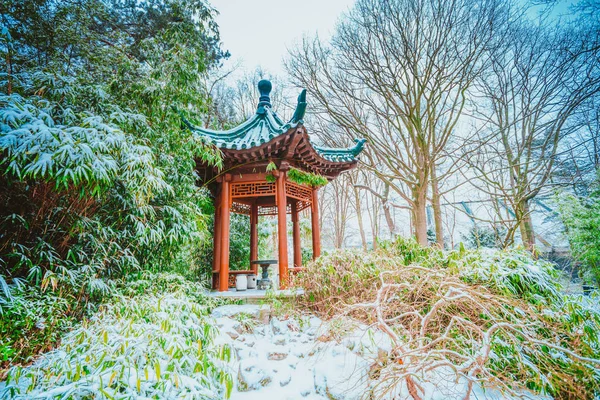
[212,304,547,400]
[0,299,555,400]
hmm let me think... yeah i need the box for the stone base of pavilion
[206,288,304,304]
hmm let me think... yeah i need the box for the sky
[208,0,577,79]
[208,0,355,78]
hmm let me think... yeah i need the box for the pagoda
[182,80,366,291]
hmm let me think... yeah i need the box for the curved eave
[295,134,360,178]
[210,127,361,179]
[313,138,367,162]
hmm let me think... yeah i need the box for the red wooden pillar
[292,201,301,268]
[218,176,231,292]
[276,172,289,288]
[311,188,321,260]
[212,188,222,289]
[250,203,258,274]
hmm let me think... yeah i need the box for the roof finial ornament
[256,79,272,115]
[290,89,307,124]
[351,138,367,156]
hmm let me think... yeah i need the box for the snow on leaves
[0,94,169,202]
[2,289,233,399]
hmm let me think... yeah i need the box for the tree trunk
[430,169,444,249]
[382,183,396,238]
[413,185,429,246]
[353,184,368,250]
[367,193,380,250]
[518,200,536,250]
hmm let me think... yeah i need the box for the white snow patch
[209,308,551,400]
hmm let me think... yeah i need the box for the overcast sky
[208,0,575,79]
[208,0,355,78]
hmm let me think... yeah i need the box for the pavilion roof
[180,80,366,177]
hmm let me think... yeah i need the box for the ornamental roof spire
[256,79,272,114]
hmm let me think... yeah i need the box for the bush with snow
[0,0,225,369]
[1,274,234,399]
[0,85,218,367]
[294,238,600,399]
[451,248,562,301]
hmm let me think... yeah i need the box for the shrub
[0,285,81,374]
[2,273,234,399]
[452,248,562,302]
[461,225,507,249]
[118,271,236,310]
[294,236,560,317]
[295,238,600,399]
[293,249,383,317]
[378,236,445,267]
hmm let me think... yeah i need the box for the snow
[210,307,549,400]
[212,304,271,320]
[213,307,368,400]
[0,300,554,400]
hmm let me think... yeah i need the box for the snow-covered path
[212,304,376,400]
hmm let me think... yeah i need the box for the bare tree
[354,175,415,239]
[553,95,600,196]
[286,0,509,246]
[318,174,354,249]
[332,174,354,248]
[466,20,600,248]
[207,66,292,128]
[364,179,383,249]
[347,169,369,250]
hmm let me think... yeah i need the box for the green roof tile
[179,80,365,163]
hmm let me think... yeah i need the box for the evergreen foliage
[0,0,226,368]
[461,225,507,249]
[2,273,234,399]
[287,167,328,187]
[196,212,252,282]
[559,170,600,287]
